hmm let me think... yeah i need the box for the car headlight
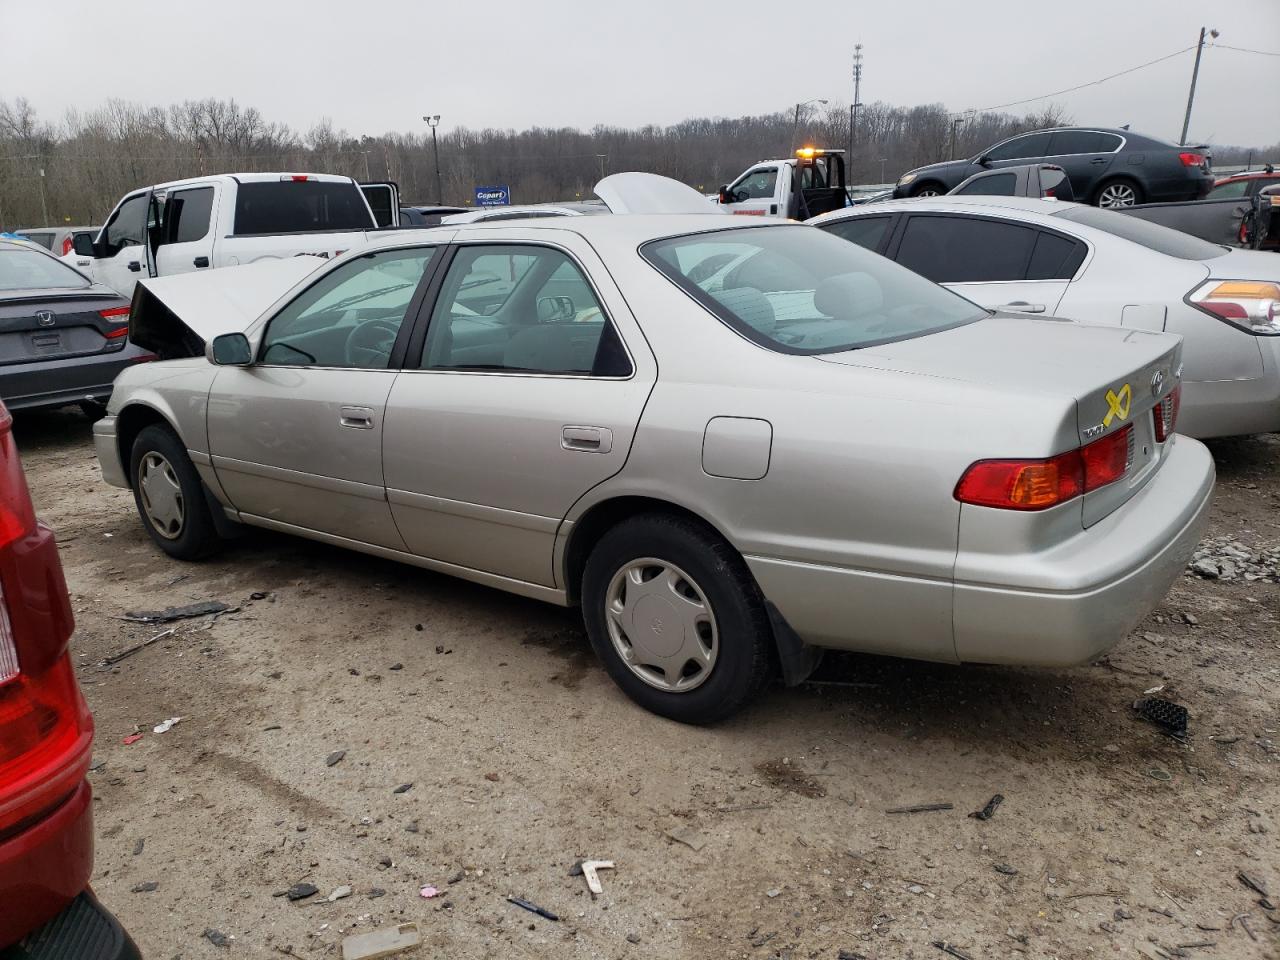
[1188,279,1280,335]
[897,172,917,186]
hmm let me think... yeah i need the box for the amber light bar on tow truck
[954,425,1134,511]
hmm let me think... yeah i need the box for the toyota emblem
[1150,369,1165,397]
[35,310,55,327]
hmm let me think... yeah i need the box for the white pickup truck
[714,148,851,220]
[67,173,398,298]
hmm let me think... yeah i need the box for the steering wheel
[344,318,400,368]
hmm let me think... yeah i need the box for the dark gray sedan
[0,238,152,415]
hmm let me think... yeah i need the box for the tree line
[1,96,1274,228]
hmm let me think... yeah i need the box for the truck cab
[716,149,850,220]
[69,174,395,298]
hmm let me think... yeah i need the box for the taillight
[99,306,129,339]
[1153,384,1181,442]
[1179,152,1205,167]
[955,425,1133,511]
[1188,279,1280,335]
[0,410,36,552]
[61,235,74,256]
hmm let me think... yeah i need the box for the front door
[207,244,439,547]
[720,166,781,218]
[93,192,150,298]
[383,235,656,587]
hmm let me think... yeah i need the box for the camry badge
[35,310,55,327]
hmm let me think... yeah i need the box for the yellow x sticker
[1103,383,1132,426]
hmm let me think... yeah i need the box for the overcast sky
[2,0,1277,147]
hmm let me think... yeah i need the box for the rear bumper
[0,781,94,948]
[8,889,140,960]
[952,437,1215,665]
[92,416,128,489]
[0,345,153,412]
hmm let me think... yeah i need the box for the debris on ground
[507,896,559,921]
[419,885,440,899]
[152,717,181,734]
[932,940,974,960]
[969,794,1004,821]
[132,838,144,856]
[1238,870,1269,896]
[664,825,705,852]
[837,952,869,960]
[392,782,413,794]
[626,933,641,944]
[569,859,615,895]
[888,802,953,814]
[100,628,176,666]
[1133,697,1189,735]
[122,600,233,623]
[327,885,352,902]
[121,733,142,745]
[325,750,346,767]
[1188,536,1280,582]
[994,863,1018,876]
[754,758,827,798]
[341,922,420,960]
[286,882,319,901]
[130,881,159,893]
[203,929,230,948]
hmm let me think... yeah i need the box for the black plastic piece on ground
[1133,697,1189,735]
[969,794,1004,820]
[1,890,140,960]
[765,601,824,687]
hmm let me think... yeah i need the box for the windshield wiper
[324,282,413,312]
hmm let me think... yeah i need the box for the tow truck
[715,148,850,220]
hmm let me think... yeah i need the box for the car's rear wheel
[581,513,774,724]
[1095,179,1143,208]
[130,424,221,560]
[910,182,945,198]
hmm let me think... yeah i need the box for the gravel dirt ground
[13,408,1280,960]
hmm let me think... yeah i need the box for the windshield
[0,245,91,291]
[1052,205,1227,260]
[642,225,985,355]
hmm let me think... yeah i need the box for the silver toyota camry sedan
[95,206,1215,723]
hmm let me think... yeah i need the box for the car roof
[121,172,357,194]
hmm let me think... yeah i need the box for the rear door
[152,183,219,277]
[383,232,656,588]
[1044,130,1123,199]
[889,213,1082,315]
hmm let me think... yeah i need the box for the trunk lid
[819,314,1183,526]
[0,290,130,366]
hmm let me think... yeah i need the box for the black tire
[581,513,775,724]
[78,401,108,421]
[910,181,946,198]
[129,424,221,560]
[1094,177,1144,208]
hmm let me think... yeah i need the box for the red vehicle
[1207,165,1280,200]
[0,402,138,957]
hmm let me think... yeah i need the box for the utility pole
[423,115,442,204]
[879,157,887,183]
[362,151,372,181]
[791,98,828,152]
[1180,27,1218,145]
[849,45,863,173]
[949,117,965,161]
[37,163,49,227]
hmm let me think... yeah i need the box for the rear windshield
[0,246,91,291]
[1052,205,1227,260]
[642,225,986,355]
[233,181,374,236]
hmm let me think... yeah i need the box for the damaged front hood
[130,256,327,358]
[595,172,727,215]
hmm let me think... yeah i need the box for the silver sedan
[96,210,1214,723]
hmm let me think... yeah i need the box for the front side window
[643,225,985,355]
[102,194,148,254]
[167,187,215,244]
[819,215,891,251]
[953,173,1017,197]
[422,244,629,376]
[985,132,1053,162]
[259,247,435,368]
[896,215,1036,283]
[733,168,778,200]
[0,246,91,291]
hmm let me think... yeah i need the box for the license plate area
[31,333,62,350]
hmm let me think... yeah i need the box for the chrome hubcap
[916,187,940,197]
[604,558,718,693]
[1098,184,1136,207]
[139,452,184,539]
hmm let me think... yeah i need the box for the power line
[968,44,1197,113]
[1211,42,1280,57]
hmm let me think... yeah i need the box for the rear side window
[819,215,891,251]
[896,215,1036,283]
[17,232,54,249]
[167,187,215,243]
[233,181,374,236]
[1026,232,1087,280]
[953,173,1017,196]
[1052,205,1227,260]
[1049,131,1122,154]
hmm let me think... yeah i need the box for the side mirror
[718,184,733,204]
[977,156,992,167]
[206,332,253,366]
[73,234,95,257]
[537,295,576,323]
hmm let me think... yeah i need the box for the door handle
[997,301,1046,314]
[127,261,141,272]
[193,256,210,268]
[561,425,613,454]
[1090,158,1106,164]
[339,405,375,429]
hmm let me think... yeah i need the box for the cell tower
[850,45,864,166]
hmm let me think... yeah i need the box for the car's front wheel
[1095,179,1143,207]
[581,514,774,724]
[129,424,221,560]
[910,182,945,198]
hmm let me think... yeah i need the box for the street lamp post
[879,157,888,183]
[791,98,828,152]
[949,117,965,161]
[1180,27,1219,145]
[423,114,443,204]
